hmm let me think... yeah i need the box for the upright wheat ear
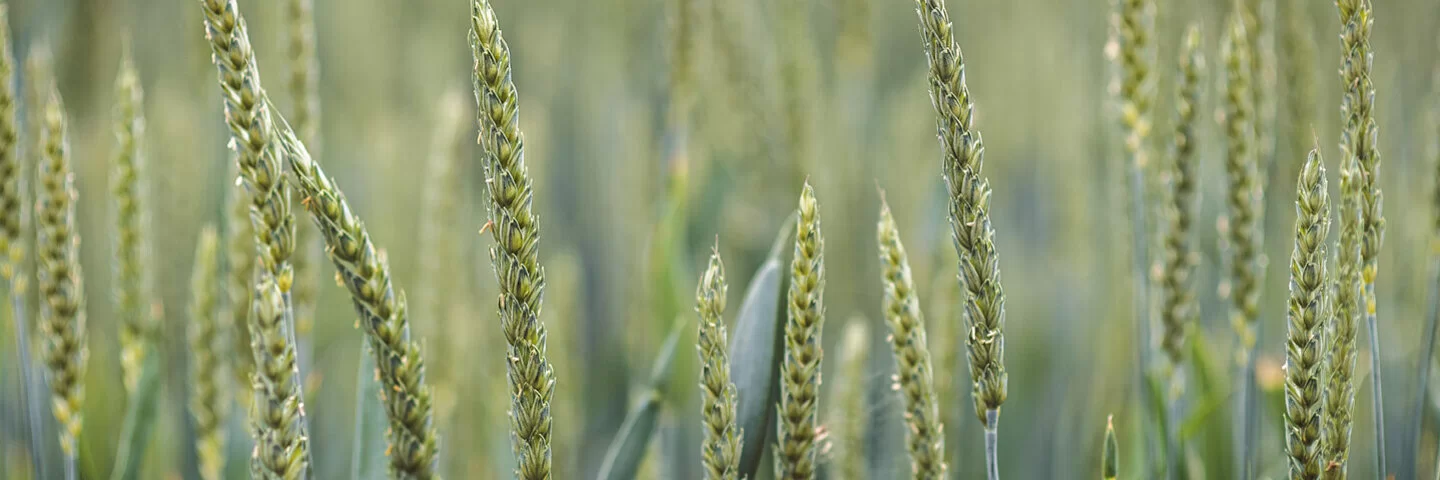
[877,195,946,479]
[1335,0,1387,475]
[36,84,87,480]
[1284,147,1330,480]
[470,1,554,478]
[913,1,1011,477]
[696,248,742,480]
[188,226,229,480]
[111,51,160,395]
[775,182,827,480]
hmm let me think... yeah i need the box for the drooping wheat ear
[36,85,87,477]
[188,225,229,480]
[1161,24,1203,371]
[284,0,322,340]
[1103,415,1119,480]
[275,121,440,478]
[1335,1,1386,475]
[775,181,826,480]
[697,248,741,480]
[914,0,1010,425]
[1284,147,1330,480]
[1321,144,1363,478]
[111,51,159,394]
[469,2,553,478]
[1109,0,1157,388]
[246,271,311,479]
[877,195,946,479]
[225,155,256,394]
[832,320,870,480]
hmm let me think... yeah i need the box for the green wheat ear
[696,247,742,480]
[36,83,88,479]
[1284,146,1329,480]
[877,194,946,479]
[470,0,554,478]
[188,226,229,480]
[111,50,160,395]
[831,319,870,480]
[775,181,826,480]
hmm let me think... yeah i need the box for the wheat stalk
[1284,147,1330,480]
[832,320,870,480]
[775,181,827,480]
[35,84,87,480]
[877,194,946,479]
[284,0,322,342]
[1334,1,1386,476]
[188,225,229,480]
[913,1,1011,476]
[469,2,555,478]
[697,248,742,480]
[111,51,159,395]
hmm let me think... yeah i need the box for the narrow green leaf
[730,221,791,479]
[596,390,663,480]
[351,339,386,480]
[109,351,160,480]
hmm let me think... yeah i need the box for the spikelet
[774,182,827,480]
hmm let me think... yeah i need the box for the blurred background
[0,0,1439,478]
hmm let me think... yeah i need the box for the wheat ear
[469,2,555,478]
[877,195,946,479]
[246,270,311,479]
[1284,147,1330,480]
[832,320,870,480]
[275,115,440,477]
[188,226,228,480]
[36,84,87,480]
[0,8,44,478]
[697,248,742,480]
[1335,1,1386,475]
[775,182,827,480]
[111,51,159,394]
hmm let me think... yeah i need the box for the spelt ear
[775,182,827,480]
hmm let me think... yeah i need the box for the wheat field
[1,0,1440,479]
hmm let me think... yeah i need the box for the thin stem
[64,451,76,480]
[1368,310,1386,478]
[985,409,1000,480]
[1127,157,1156,473]
[1166,368,1181,480]
[1414,258,1440,480]
[11,291,45,479]
[1243,349,1259,480]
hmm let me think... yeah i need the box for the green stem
[1414,258,1440,480]
[1368,306,1387,478]
[985,409,1000,480]
[10,288,46,479]
[109,353,159,480]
